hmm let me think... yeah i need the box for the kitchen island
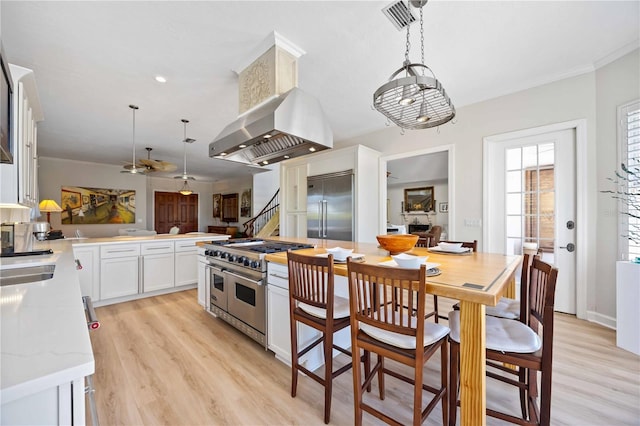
[264,236,522,426]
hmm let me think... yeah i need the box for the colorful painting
[240,188,251,217]
[61,186,136,225]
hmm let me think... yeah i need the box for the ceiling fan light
[179,180,192,196]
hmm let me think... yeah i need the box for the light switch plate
[464,218,482,227]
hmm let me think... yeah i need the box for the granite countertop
[0,241,94,404]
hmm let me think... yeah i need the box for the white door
[485,128,576,314]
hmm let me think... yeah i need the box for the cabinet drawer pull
[146,246,171,250]
[107,249,137,253]
[269,273,289,280]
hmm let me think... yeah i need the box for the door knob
[560,243,575,252]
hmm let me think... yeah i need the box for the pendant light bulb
[179,180,192,196]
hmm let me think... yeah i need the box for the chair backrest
[287,251,336,316]
[527,258,558,332]
[346,259,427,344]
[440,239,478,252]
[428,226,442,245]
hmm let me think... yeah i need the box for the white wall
[38,157,149,237]
[595,48,640,322]
[252,166,280,216]
[340,48,640,323]
[387,180,449,231]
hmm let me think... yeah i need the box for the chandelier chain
[420,6,425,70]
[404,19,411,63]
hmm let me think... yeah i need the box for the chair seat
[448,311,541,353]
[485,296,520,319]
[299,295,351,319]
[360,310,450,349]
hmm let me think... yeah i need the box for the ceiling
[2,1,638,182]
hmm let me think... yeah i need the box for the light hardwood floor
[89,290,640,425]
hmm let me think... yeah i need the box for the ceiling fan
[123,147,178,173]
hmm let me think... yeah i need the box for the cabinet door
[197,258,209,307]
[267,284,292,362]
[100,256,139,300]
[175,250,197,287]
[285,164,307,212]
[284,212,306,238]
[143,253,175,292]
[73,246,99,301]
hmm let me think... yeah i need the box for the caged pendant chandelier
[374,0,455,130]
[174,119,196,196]
[121,104,148,175]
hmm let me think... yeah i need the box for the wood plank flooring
[89,290,640,425]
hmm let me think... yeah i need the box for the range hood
[209,87,333,166]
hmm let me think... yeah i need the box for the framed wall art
[61,186,135,225]
[439,202,448,213]
[213,193,222,219]
[240,188,251,217]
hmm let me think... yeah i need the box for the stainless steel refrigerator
[307,170,354,241]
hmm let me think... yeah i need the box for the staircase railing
[243,189,279,237]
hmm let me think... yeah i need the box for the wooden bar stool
[287,251,355,424]
[346,259,450,426]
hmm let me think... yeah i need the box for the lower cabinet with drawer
[266,262,350,369]
[141,241,175,292]
[100,243,141,300]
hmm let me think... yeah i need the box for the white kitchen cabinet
[267,262,323,367]
[72,245,100,301]
[100,243,140,300]
[280,144,381,243]
[175,240,200,287]
[141,241,174,292]
[0,65,43,206]
[197,247,209,307]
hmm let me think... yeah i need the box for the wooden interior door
[154,192,199,234]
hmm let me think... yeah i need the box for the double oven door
[208,262,266,334]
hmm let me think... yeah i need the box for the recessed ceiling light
[309,147,316,152]
[239,144,247,148]
[155,75,167,83]
[284,155,290,159]
[262,160,269,165]
[264,134,272,138]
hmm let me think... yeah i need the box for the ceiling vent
[382,0,417,31]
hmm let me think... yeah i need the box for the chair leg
[378,355,385,400]
[528,369,539,424]
[433,295,439,323]
[290,318,298,398]
[518,366,528,420]
[413,354,424,426]
[363,350,372,393]
[352,342,364,426]
[449,340,459,426]
[539,368,552,426]
[323,331,333,424]
[441,340,449,426]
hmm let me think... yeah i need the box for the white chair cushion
[299,295,350,319]
[360,310,450,349]
[485,297,520,320]
[448,311,541,353]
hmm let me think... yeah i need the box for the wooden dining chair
[439,239,478,252]
[448,258,559,426]
[287,251,355,424]
[346,259,450,426]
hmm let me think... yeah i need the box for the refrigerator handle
[322,200,328,238]
[318,200,323,238]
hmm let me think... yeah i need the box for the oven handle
[224,269,263,286]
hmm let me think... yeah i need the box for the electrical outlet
[464,218,482,227]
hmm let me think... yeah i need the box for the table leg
[459,300,486,426]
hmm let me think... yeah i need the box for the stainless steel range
[201,238,314,348]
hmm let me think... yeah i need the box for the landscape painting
[61,186,136,225]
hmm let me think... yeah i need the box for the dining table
[264,237,522,426]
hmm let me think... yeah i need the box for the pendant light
[121,105,147,175]
[174,119,195,195]
[373,0,455,130]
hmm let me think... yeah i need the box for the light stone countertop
[0,240,94,404]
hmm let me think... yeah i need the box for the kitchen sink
[0,264,56,286]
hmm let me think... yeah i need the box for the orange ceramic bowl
[376,234,419,255]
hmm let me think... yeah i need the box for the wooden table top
[264,237,521,306]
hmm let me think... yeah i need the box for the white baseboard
[586,310,616,330]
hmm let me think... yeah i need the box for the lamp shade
[38,199,62,213]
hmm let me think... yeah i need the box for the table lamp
[39,199,62,226]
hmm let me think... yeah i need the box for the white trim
[379,145,455,238]
[617,99,640,261]
[594,40,640,70]
[586,310,616,330]
[483,119,588,320]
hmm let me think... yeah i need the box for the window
[619,100,640,260]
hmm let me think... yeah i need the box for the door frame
[483,119,588,319]
[379,144,456,239]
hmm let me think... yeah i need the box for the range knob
[220,252,228,259]
[213,250,221,257]
[250,260,260,269]
[204,249,211,256]
[228,255,237,262]
[237,256,246,264]
[243,258,251,267]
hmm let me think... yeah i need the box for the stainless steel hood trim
[209,87,333,166]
